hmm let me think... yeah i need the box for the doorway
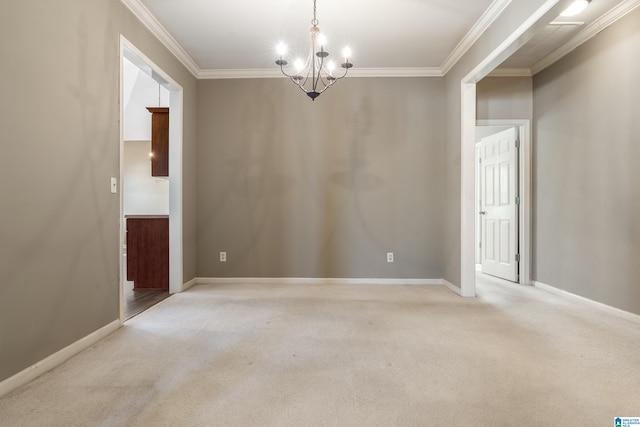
[119,36,184,321]
[475,120,531,286]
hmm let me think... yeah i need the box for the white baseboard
[182,277,197,291]
[533,281,640,324]
[196,277,444,286]
[0,319,121,398]
[443,279,464,296]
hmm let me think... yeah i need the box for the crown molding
[198,69,283,79]
[531,0,640,75]
[487,67,532,77]
[120,0,200,77]
[440,0,513,75]
[197,67,443,79]
[348,67,443,78]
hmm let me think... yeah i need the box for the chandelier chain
[311,0,319,27]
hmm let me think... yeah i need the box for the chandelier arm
[315,67,333,89]
[278,64,299,79]
[316,75,339,95]
[312,52,326,93]
[320,76,334,89]
[299,61,314,91]
[294,82,311,96]
[294,47,313,92]
[279,60,310,83]
[314,84,332,96]
[311,62,317,93]
[296,77,308,92]
[303,48,319,93]
[331,66,350,80]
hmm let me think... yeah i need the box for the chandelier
[275,0,353,101]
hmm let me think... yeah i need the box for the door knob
[479,211,487,215]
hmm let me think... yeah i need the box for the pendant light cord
[311,0,318,27]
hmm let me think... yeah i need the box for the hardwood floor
[123,283,169,320]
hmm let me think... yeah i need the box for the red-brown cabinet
[126,216,169,290]
[146,107,169,177]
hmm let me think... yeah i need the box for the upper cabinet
[146,107,169,177]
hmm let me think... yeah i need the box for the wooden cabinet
[146,107,169,177]
[126,216,169,290]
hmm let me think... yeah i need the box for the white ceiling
[124,0,639,78]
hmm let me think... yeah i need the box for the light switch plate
[110,177,117,194]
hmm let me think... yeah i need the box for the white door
[479,127,518,282]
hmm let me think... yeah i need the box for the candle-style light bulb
[277,43,287,56]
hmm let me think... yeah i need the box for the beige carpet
[1,274,639,426]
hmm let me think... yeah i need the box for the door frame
[119,36,184,321]
[458,1,568,297]
[475,121,531,285]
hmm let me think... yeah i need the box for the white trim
[440,0,513,75]
[0,320,120,398]
[198,68,285,79]
[487,67,533,77]
[532,0,640,75]
[167,76,184,295]
[118,41,126,321]
[182,278,198,291]
[533,281,640,324]
[195,277,443,286]
[476,120,532,286]
[443,279,464,296]
[460,83,477,298]
[346,67,442,78]
[462,0,564,84]
[197,67,443,79]
[120,0,200,77]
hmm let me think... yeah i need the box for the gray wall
[533,8,640,314]
[196,78,444,279]
[477,77,533,121]
[0,0,197,382]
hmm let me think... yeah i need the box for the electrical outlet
[220,251,227,262]
[387,252,394,263]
